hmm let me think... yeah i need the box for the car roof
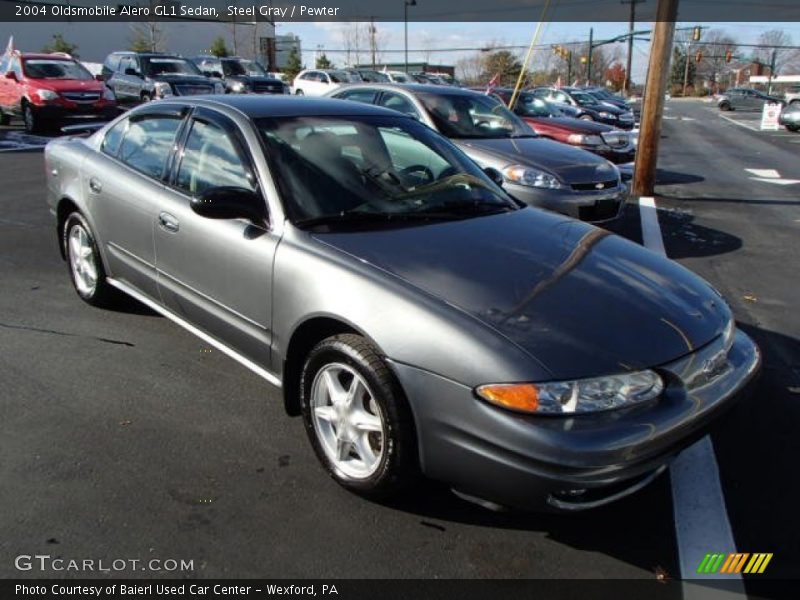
[19,53,75,60]
[336,83,482,96]
[179,95,409,119]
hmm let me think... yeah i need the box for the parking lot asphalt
[0,99,797,585]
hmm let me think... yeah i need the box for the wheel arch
[56,196,81,260]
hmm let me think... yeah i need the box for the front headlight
[154,81,173,98]
[502,165,563,189]
[566,133,604,146]
[213,82,226,94]
[36,89,59,101]
[229,81,247,93]
[598,111,615,119]
[476,370,664,415]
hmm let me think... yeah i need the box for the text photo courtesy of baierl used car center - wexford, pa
[0,1,799,599]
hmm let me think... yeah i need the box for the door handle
[88,177,102,194]
[158,212,179,233]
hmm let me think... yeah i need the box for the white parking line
[718,113,761,132]
[638,197,744,594]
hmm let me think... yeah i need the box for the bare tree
[456,52,483,85]
[419,32,436,65]
[755,29,799,75]
[129,8,166,53]
[696,29,738,92]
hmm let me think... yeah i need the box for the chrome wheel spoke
[323,369,346,405]
[351,409,383,433]
[313,405,337,424]
[353,432,377,464]
[335,438,352,462]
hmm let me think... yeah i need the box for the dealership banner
[3,579,796,600]
[1,0,799,22]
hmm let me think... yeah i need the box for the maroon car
[490,88,635,164]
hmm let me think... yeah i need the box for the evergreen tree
[209,37,230,58]
[284,47,304,82]
[42,34,78,57]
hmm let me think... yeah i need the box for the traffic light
[692,26,702,41]
[580,55,588,65]
[695,50,703,63]
[725,49,733,63]
[551,45,571,60]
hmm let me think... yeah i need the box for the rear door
[154,107,277,366]
[84,104,189,299]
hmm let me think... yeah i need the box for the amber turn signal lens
[476,383,540,413]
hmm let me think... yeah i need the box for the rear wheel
[0,107,10,126]
[64,212,118,307]
[301,334,417,498]
[295,89,304,96]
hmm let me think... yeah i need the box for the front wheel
[23,102,47,133]
[295,89,304,95]
[0,107,10,126]
[64,213,118,307]
[301,334,417,498]
[719,102,731,111]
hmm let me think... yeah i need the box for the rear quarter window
[101,119,128,157]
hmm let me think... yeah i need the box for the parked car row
[44,93,761,512]
[290,68,463,96]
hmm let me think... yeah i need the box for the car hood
[313,209,729,380]
[523,116,614,134]
[150,75,213,86]
[32,79,104,93]
[454,137,618,184]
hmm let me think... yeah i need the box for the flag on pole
[485,73,500,95]
[4,36,14,57]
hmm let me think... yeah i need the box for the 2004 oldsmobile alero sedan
[45,96,760,511]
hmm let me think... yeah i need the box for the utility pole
[632,0,678,197]
[767,49,777,94]
[621,0,645,96]
[369,17,377,69]
[586,28,594,84]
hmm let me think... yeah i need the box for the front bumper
[391,329,760,512]
[590,144,636,164]
[507,181,628,223]
[32,103,117,123]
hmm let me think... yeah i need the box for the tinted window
[24,59,93,80]
[101,119,128,157]
[378,92,420,119]
[105,54,121,72]
[176,120,255,196]
[118,116,183,179]
[120,56,136,74]
[338,89,377,104]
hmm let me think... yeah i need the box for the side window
[176,119,256,196]
[378,92,421,119]
[101,119,128,157]
[118,115,183,179]
[338,89,377,104]
[553,91,569,103]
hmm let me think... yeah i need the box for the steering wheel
[400,164,434,185]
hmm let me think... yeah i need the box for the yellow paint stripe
[720,553,736,574]
[758,554,773,573]
[734,553,749,573]
[744,554,762,574]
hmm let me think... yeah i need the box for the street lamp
[404,0,417,73]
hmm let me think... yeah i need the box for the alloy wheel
[68,223,98,297]
[310,363,385,480]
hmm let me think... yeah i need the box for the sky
[278,21,800,82]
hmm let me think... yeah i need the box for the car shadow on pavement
[374,473,679,578]
[655,200,742,259]
[655,169,705,186]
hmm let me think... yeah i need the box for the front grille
[62,91,101,103]
[174,84,214,96]
[571,179,618,191]
[253,83,284,94]
[578,199,621,222]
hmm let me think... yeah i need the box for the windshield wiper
[294,210,459,230]
[414,200,516,216]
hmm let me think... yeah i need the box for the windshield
[571,91,600,107]
[242,60,269,76]
[359,70,390,83]
[222,59,248,76]
[513,94,562,118]
[418,92,535,139]
[389,72,410,83]
[257,115,516,230]
[23,59,93,80]
[144,57,202,77]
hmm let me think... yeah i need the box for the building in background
[260,33,302,72]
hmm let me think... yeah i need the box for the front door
[154,108,277,367]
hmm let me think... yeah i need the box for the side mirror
[95,74,105,81]
[124,68,140,77]
[483,167,504,187]
[5,71,17,81]
[191,186,264,223]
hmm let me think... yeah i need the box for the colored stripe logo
[697,553,773,574]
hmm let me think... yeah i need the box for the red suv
[0,52,116,133]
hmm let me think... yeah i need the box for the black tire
[788,125,800,133]
[63,212,119,307]
[140,92,152,103]
[295,89,304,96]
[300,333,417,498]
[719,102,731,111]
[23,102,46,133]
[0,108,10,126]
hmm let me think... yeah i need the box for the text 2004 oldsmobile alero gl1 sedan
[45,96,760,511]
